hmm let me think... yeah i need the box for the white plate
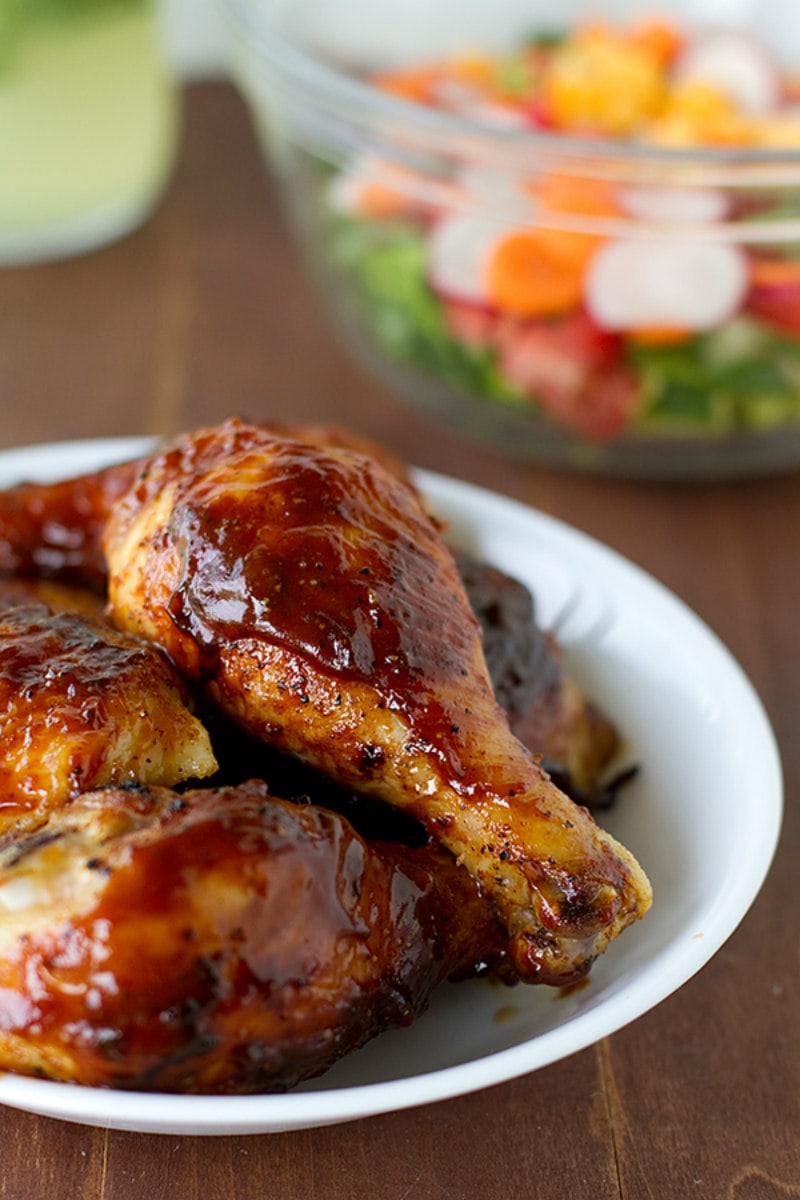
[0,437,783,1136]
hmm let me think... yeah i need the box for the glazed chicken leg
[0,781,503,1092]
[102,419,650,984]
[0,596,218,837]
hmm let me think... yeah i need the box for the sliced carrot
[448,52,496,90]
[486,171,622,318]
[371,65,442,104]
[626,326,694,347]
[356,180,414,219]
[628,17,684,67]
[532,172,622,220]
[749,255,800,289]
[486,230,587,318]
[535,226,602,271]
[332,159,424,220]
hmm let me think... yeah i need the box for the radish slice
[328,165,370,216]
[674,29,781,115]
[456,164,530,206]
[427,213,508,304]
[585,240,748,331]
[463,101,531,130]
[327,154,414,217]
[454,164,535,220]
[617,184,730,225]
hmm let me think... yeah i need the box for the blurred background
[160,0,226,77]
[0,0,527,492]
[5,0,800,482]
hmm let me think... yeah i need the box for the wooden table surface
[0,83,798,1200]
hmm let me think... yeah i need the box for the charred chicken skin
[0,781,503,1092]
[455,553,619,796]
[98,419,650,984]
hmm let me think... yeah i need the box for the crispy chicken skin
[0,600,217,837]
[0,782,503,1092]
[102,419,651,984]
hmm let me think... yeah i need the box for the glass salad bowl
[226,0,800,478]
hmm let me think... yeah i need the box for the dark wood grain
[1,82,799,1200]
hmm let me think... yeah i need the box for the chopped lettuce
[744,193,800,260]
[330,217,525,405]
[630,319,800,433]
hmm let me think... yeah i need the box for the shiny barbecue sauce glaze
[0,785,502,1091]
[157,428,498,793]
[0,605,149,813]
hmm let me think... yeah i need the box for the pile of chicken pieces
[0,419,651,1093]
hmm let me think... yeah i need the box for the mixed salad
[322,16,800,443]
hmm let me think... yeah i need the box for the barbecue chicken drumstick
[0,781,503,1092]
[103,419,650,984]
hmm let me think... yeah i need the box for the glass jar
[0,0,180,265]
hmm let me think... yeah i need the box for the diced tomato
[747,256,800,336]
[370,65,442,105]
[442,301,638,439]
[492,310,636,439]
[520,96,557,128]
[442,298,498,348]
[495,309,622,378]
[496,316,590,397]
[562,368,642,440]
[748,290,800,336]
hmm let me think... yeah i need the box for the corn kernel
[543,29,666,135]
[757,113,800,148]
[645,79,760,147]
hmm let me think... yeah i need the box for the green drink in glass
[0,0,179,264]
